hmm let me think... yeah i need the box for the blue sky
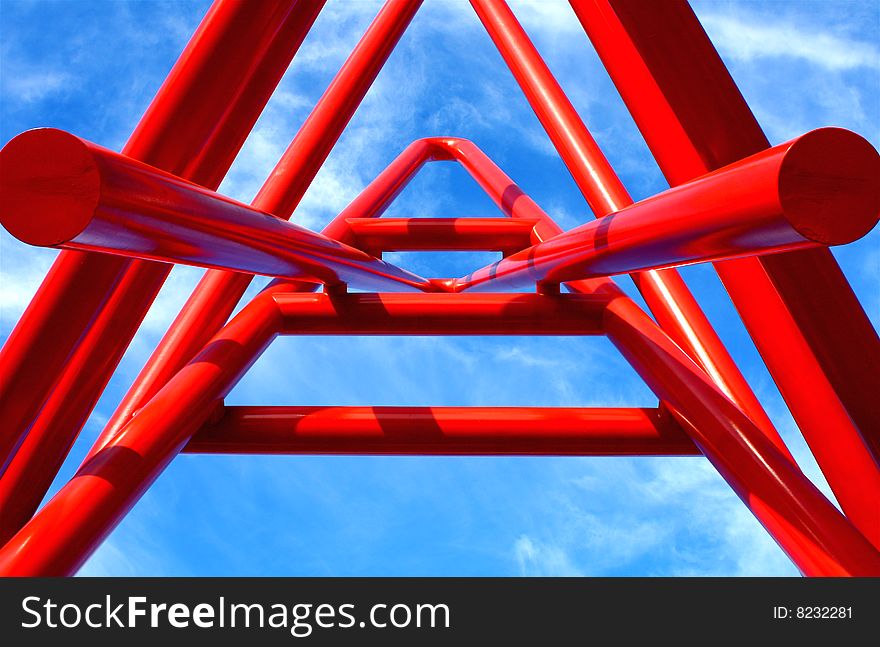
[0,0,877,576]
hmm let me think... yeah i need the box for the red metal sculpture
[0,0,878,577]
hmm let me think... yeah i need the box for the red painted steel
[91,0,424,460]
[0,130,432,292]
[1,0,878,578]
[467,0,780,457]
[570,0,880,549]
[2,134,877,576]
[601,291,880,576]
[184,406,699,455]
[449,128,880,291]
[273,292,608,335]
[0,0,325,529]
[0,286,284,576]
[345,217,538,254]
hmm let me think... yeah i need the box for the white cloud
[700,14,880,71]
[2,0,875,578]
[2,70,71,103]
[514,534,582,576]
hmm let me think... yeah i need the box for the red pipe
[449,128,879,291]
[0,287,284,576]
[603,292,880,576]
[91,0,424,460]
[82,132,578,463]
[369,139,880,575]
[184,406,699,455]
[468,0,784,450]
[0,130,432,292]
[0,267,165,545]
[570,0,880,549]
[273,292,608,335]
[0,0,324,476]
[345,217,538,254]
[0,138,875,575]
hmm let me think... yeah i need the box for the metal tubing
[0,130,432,292]
[0,266,166,545]
[468,0,784,452]
[345,217,538,254]
[1,137,875,575]
[91,0,424,457]
[184,406,699,455]
[273,292,608,335]
[449,128,880,292]
[602,291,880,576]
[86,131,594,462]
[406,139,880,575]
[0,287,285,576]
[0,0,324,475]
[570,0,880,548]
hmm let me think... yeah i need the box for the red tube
[345,217,538,254]
[274,292,608,335]
[570,0,880,549]
[0,266,165,546]
[91,0,424,459]
[603,292,880,576]
[0,287,284,576]
[449,128,879,291]
[0,130,432,292]
[0,0,325,536]
[1,136,875,575]
[347,139,880,575]
[0,0,323,471]
[467,0,783,451]
[184,406,699,455]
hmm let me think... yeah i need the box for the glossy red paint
[570,0,880,549]
[273,292,608,335]
[345,217,539,255]
[450,128,879,291]
[0,0,326,536]
[468,0,784,451]
[0,0,877,578]
[91,0,423,461]
[0,129,432,292]
[3,134,877,577]
[185,406,699,455]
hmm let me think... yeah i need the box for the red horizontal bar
[449,128,880,291]
[345,217,538,254]
[0,129,431,292]
[273,292,608,335]
[183,406,700,455]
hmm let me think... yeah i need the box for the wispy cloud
[2,70,71,103]
[700,14,880,71]
[2,0,876,578]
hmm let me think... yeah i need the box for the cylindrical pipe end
[779,127,880,246]
[0,128,101,247]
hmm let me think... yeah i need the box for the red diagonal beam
[569,0,880,549]
[0,0,324,494]
[468,0,780,455]
[1,139,878,576]
[88,0,424,463]
[184,406,699,455]
[0,130,432,292]
[448,128,879,291]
